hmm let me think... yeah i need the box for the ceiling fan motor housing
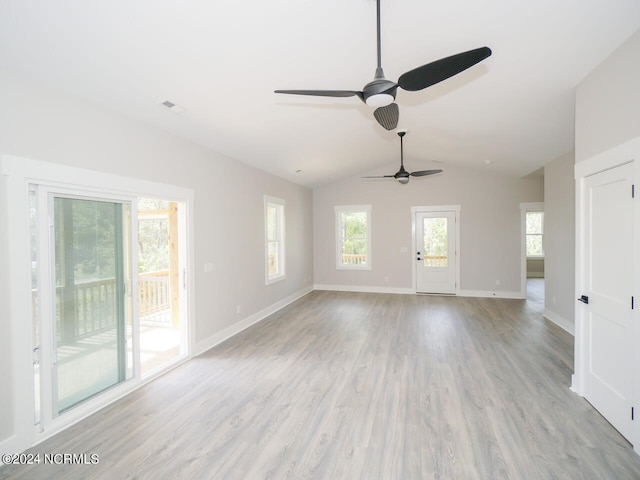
[363,73,397,107]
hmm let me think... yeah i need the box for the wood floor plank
[3,286,640,479]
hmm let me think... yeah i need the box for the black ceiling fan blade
[410,169,443,177]
[361,175,395,178]
[373,103,399,130]
[275,89,364,101]
[397,47,492,92]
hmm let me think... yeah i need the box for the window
[264,196,285,284]
[335,205,371,270]
[526,211,544,257]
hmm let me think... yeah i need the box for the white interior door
[416,210,457,294]
[581,162,634,441]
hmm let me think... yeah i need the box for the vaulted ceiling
[2,0,640,187]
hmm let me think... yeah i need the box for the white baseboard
[314,284,523,299]
[194,286,313,356]
[0,435,19,463]
[543,308,575,335]
[313,284,414,295]
[457,289,524,299]
[526,273,545,278]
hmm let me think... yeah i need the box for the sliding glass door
[29,178,190,435]
[52,196,132,413]
[33,188,134,425]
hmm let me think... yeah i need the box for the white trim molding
[264,195,286,285]
[314,285,522,299]
[314,284,414,295]
[194,286,313,355]
[411,205,461,295]
[572,135,640,453]
[543,308,575,335]
[0,154,196,458]
[334,204,372,271]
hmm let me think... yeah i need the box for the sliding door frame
[1,155,195,455]
[33,186,138,432]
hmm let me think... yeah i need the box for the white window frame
[525,210,545,258]
[335,204,372,270]
[264,195,286,285]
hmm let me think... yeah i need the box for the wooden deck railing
[33,270,171,342]
[341,254,447,267]
[72,278,118,338]
[138,271,171,324]
[341,254,367,265]
[423,255,447,267]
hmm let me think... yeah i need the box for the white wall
[543,151,575,333]
[576,28,640,163]
[0,71,313,447]
[0,173,13,442]
[572,29,640,449]
[313,162,543,295]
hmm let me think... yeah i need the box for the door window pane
[423,217,448,267]
[53,197,132,413]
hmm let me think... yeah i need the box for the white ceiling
[2,0,640,187]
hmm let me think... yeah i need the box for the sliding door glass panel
[53,197,132,414]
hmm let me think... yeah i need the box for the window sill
[336,265,372,271]
[266,274,286,286]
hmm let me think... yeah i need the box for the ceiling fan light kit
[365,92,394,108]
[275,0,491,130]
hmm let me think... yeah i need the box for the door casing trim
[573,135,640,453]
[411,205,461,295]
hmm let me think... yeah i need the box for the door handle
[578,295,589,304]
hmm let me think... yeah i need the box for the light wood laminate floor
[3,288,640,479]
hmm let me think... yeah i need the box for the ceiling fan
[275,0,491,130]
[362,129,442,184]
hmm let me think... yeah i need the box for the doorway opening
[520,202,544,301]
[137,198,185,376]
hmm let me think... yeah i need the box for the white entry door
[416,210,457,294]
[581,162,634,441]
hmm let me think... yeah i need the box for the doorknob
[578,295,589,304]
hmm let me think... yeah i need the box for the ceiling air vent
[160,100,185,113]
